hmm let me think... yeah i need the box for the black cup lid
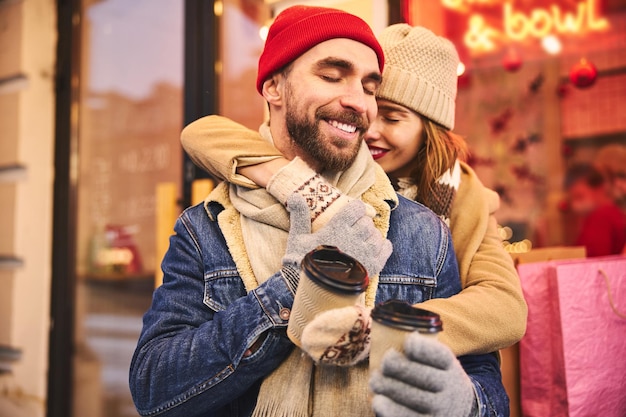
[302,245,369,294]
[371,300,443,333]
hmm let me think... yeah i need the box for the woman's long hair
[409,115,468,208]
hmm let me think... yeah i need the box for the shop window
[217,0,270,129]
[72,1,183,416]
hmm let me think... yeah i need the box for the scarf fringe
[251,401,309,417]
[251,349,313,417]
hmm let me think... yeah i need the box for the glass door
[72,1,183,416]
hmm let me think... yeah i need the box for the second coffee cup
[369,300,443,373]
[287,245,369,347]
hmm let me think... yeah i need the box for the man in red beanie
[253,5,384,174]
[131,6,507,417]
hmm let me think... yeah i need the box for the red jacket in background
[576,203,626,257]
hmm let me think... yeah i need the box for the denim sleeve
[129,214,294,417]
[433,221,463,299]
[460,353,509,417]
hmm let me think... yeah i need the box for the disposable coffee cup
[369,300,442,373]
[287,245,368,347]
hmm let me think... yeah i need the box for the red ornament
[562,144,573,157]
[502,49,523,72]
[557,199,570,212]
[556,80,570,98]
[569,58,598,89]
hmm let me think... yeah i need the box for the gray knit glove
[281,194,392,294]
[370,333,479,417]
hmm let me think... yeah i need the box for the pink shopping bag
[554,259,626,416]
[518,257,626,417]
[518,261,568,417]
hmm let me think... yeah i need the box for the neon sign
[450,0,610,53]
[443,0,500,8]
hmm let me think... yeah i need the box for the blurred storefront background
[0,1,624,417]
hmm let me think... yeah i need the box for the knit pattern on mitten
[302,305,372,367]
[267,157,352,231]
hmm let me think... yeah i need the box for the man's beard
[284,91,367,172]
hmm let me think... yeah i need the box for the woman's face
[365,99,424,179]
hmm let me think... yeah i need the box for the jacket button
[279,308,291,321]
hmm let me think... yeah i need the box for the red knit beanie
[256,5,385,94]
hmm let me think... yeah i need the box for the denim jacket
[130,195,509,417]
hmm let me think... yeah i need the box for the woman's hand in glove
[370,333,479,417]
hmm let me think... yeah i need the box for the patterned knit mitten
[301,305,372,367]
[267,158,354,231]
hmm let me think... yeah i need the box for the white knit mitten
[301,305,372,367]
[267,158,353,231]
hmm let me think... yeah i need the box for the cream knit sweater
[181,115,527,356]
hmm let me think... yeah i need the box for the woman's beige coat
[181,115,527,356]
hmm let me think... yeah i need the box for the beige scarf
[207,128,397,416]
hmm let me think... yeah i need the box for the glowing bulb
[457,62,466,77]
[214,1,223,17]
[259,25,269,41]
[541,35,562,55]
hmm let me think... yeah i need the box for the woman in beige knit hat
[180,24,527,358]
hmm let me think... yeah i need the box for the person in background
[564,163,626,257]
[131,6,508,417]
[181,24,527,357]
[594,144,626,214]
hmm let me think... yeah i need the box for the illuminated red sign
[442,0,610,53]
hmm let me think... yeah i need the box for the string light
[504,239,533,254]
[457,62,466,77]
[214,1,223,17]
[259,25,269,41]
[541,35,562,55]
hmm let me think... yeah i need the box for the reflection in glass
[73,1,183,416]
[218,0,269,129]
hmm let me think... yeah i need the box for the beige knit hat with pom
[377,24,459,130]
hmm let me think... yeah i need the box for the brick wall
[561,71,626,139]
